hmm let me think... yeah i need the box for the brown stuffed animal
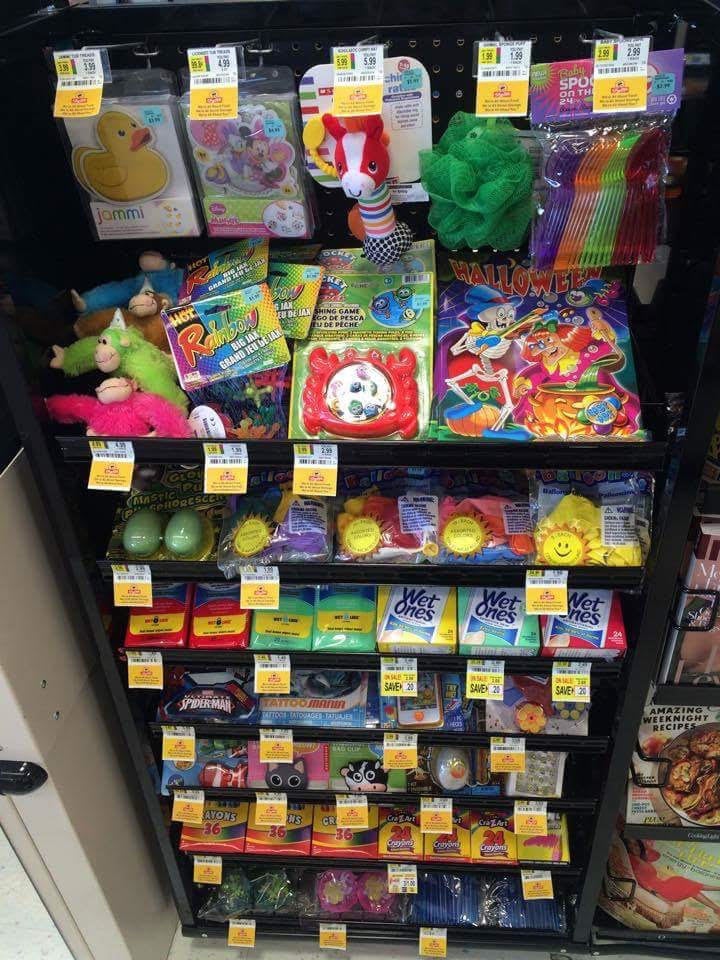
[73,292,172,352]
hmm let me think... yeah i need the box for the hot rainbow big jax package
[433,254,646,441]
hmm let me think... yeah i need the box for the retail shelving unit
[1,0,720,954]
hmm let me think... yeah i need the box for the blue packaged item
[157,668,259,724]
[479,875,566,932]
[161,739,248,796]
[410,872,481,927]
[259,670,370,728]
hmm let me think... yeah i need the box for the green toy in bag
[312,585,377,653]
[420,113,534,251]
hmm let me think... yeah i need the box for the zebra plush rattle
[303,113,413,266]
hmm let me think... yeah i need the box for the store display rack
[1,0,720,955]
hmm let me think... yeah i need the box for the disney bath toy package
[289,241,436,441]
[433,253,646,442]
[181,67,317,238]
[59,69,201,240]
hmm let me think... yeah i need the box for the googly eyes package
[182,67,316,238]
[530,471,653,567]
[433,253,646,442]
[289,241,436,441]
[217,475,332,577]
[60,70,201,240]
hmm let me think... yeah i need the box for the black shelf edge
[100,559,645,589]
[148,722,608,754]
[594,924,720,955]
[183,852,581,877]
[167,786,597,814]
[57,434,668,471]
[623,822,720,843]
[186,917,569,946]
[652,684,720,706]
[126,646,623,679]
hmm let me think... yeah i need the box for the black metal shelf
[652,683,720,706]
[149,721,608,753]
[126,646,623,679]
[56,434,668,471]
[100,559,645,589]
[183,852,581,877]
[593,924,720,957]
[187,916,569,947]
[167,785,597,814]
[623,822,720,843]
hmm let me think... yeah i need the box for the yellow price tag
[552,661,591,703]
[332,44,385,118]
[514,800,548,837]
[387,862,418,894]
[228,919,255,948]
[88,440,134,491]
[593,37,650,114]
[126,650,163,689]
[419,927,447,958]
[466,659,505,700]
[254,792,288,827]
[420,797,453,834]
[475,39,531,118]
[380,657,418,696]
[335,794,369,830]
[259,728,294,764]
[383,732,418,770]
[187,46,239,120]
[112,565,153,608]
[240,566,280,610]
[254,655,291,695]
[490,736,526,773]
[525,570,568,615]
[293,444,338,497]
[193,855,222,885]
[172,790,205,825]
[319,923,347,950]
[162,726,196,763]
[203,443,248,494]
[521,869,554,900]
[53,49,104,119]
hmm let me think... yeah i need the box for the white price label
[112,564,152,608]
[254,654,291,695]
[475,40,532,117]
[387,862,418,894]
[552,661,591,703]
[88,440,135,491]
[203,442,248,494]
[240,566,280,610]
[466,659,505,700]
[126,650,163,689]
[380,657,418,696]
[53,49,105,118]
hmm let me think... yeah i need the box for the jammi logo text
[95,205,144,226]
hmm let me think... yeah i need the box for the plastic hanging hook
[132,42,160,71]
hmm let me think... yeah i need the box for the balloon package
[59,69,201,240]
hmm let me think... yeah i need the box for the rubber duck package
[180,66,317,239]
[433,253,646,442]
[288,241,436,442]
[58,69,201,240]
[530,471,652,567]
[217,471,333,577]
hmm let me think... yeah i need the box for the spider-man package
[433,254,645,442]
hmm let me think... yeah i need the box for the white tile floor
[0,828,73,960]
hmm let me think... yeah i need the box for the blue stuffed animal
[71,251,183,315]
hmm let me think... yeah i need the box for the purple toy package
[432,254,646,442]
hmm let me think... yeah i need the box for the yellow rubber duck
[72,110,169,203]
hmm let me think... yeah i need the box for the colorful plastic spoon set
[534,121,670,270]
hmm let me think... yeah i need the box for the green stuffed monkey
[51,325,188,412]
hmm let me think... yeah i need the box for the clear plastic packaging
[217,481,333,577]
[58,69,201,240]
[300,869,404,920]
[180,66,317,239]
[530,470,653,567]
[409,872,481,927]
[432,494,535,565]
[335,488,436,564]
[197,866,252,921]
[479,875,567,932]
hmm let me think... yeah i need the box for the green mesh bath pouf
[420,113,534,251]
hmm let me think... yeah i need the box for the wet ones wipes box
[376,586,457,654]
[458,587,539,657]
[541,590,626,659]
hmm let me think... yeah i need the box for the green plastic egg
[164,508,203,558]
[122,509,163,558]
